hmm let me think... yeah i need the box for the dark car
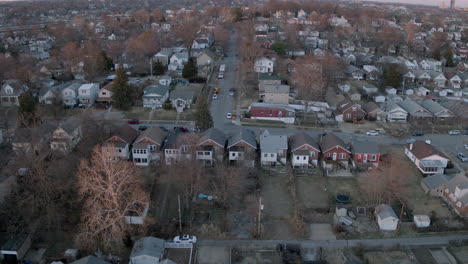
[411,131,424,136]
[128,119,140,124]
[159,126,169,132]
[138,125,148,131]
[174,126,189,132]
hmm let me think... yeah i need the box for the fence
[164,242,194,249]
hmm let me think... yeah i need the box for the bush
[244,112,251,118]
[162,103,172,110]
[188,76,207,83]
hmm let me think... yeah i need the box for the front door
[363,154,367,162]
[332,153,337,161]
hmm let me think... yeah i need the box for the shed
[413,215,430,228]
[375,204,399,231]
[129,237,165,264]
[336,205,347,217]
[0,234,32,264]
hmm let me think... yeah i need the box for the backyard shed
[413,215,430,228]
[375,204,399,231]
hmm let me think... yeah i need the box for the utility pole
[257,196,263,237]
[178,194,182,234]
[149,59,153,77]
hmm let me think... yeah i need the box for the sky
[366,0,468,8]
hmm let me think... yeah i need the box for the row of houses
[102,125,381,170]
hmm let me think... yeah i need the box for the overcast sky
[366,0,468,7]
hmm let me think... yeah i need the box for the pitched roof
[108,125,139,144]
[59,117,81,134]
[130,237,165,260]
[144,84,169,96]
[100,81,114,92]
[260,130,287,153]
[289,132,319,152]
[71,256,109,264]
[405,141,448,160]
[352,140,379,154]
[198,127,226,148]
[420,99,450,115]
[259,74,281,81]
[170,89,194,101]
[319,133,349,153]
[135,126,167,146]
[228,128,257,149]
[398,98,431,117]
[421,174,452,191]
[445,175,468,205]
[362,102,381,113]
[375,204,398,220]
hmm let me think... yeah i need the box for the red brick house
[441,174,468,217]
[336,98,365,123]
[352,140,380,168]
[249,103,295,124]
[289,132,320,167]
[319,133,351,169]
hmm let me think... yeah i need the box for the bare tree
[174,13,201,56]
[291,57,325,101]
[213,24,230,51]
[76,146,150,250]
[209,164,250,208]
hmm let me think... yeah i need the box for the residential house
[12,122,55,155]
[260,130,287,166]
[50,117,82,154]
[384,102,408,122]
[169,89,194,112]
[363,65,380,81]
[362,102,386,121]
[345,65,364,80]
[153,49,173,66]
[404,141,449,175]
[428,71,446,88]
[132,127,167,166]
[1,81,27,107]
[374,94,386,103]
[441,174,468,217]
[61,83,82,107]
[103,125,139,160]
[415,70,432,86]
[289,132,320,167]
[387,94,403,104]
[398,98,433,120]
[421,174,451,197]
[77,83,99,107]
[38,82,68,105]
[403,71,416,84]
[196,49,215,68]
[196,127,226,166]
[129,237,165,264]
[227,128,257,167]
[338,83,351,93]
[192,38,210,50]
[420,99,453,119]
[249,103,296,124]
[142,84,169,109]
[385,87,397,95]
[96,82,113,105]
[258,74,282,92]
[335,98,365,123]
[319,133,350,169]
[254,57,274,73]
[261,84,290,104]
[375,204,399,231]
[163,132,193,165]
[168,52,189,71]
[352,140,380,168]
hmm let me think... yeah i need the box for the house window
[346,114,351,118]
[117,148,122,153]
[339,153,346,159]
[269,110,273,116]
[102,92,107,95]
[6,88,13,94]
[303,156,307,160]
[296,156,300,160]
[142,158,147,163]
[150,145,156,152]
[370,155,376,161]
[264,153,268,157]
[327,153,331,157]
[232,153,236,157]
[270,154,274,157]
[311,152,315,157]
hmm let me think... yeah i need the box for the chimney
[410,143,413,150]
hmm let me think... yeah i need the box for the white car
[226,113,232,119]
[366,130,379,136]
[212,94,218,100]
[448,130,460,135]
[457,153,468,162]
[173,235,197,244]
[465,144,468,150]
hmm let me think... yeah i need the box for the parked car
[174,126,189,132]
[465,144,468,150]
[159,126,168,132]
[366,130,379,136]
[229,88,235,96]
[173,235,197,244]
[138,125,148,131]
[128,119,140,124]
[212,94,218,100]
[406,139,416,144]
[448,130,460,135]
[411,131,424,136]
[218,73,224,79]
[457,153,468,162]
[226,113,232,119]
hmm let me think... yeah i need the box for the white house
[260,130,287,166]
[404,141,449,175]
[1,81,27,107]
[142,84,169,109]
[254,57,274,73]
[159,75,172,86]
[77,83,99,107]
[61,83,82,107]
[192,38,210,49]
[132,127,167,166]
[375,204,399,231]
[169,52,189,71]
[386,103,408,122]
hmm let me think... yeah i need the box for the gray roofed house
[362,102,386,121]
[50,117,82,153]
[289,132,320,167]
[12,121,56,154]
[421,173,452,196]
[1,80,28,107]
[398,98,432,118]
[441,174,468,217]
[197,127,226,164]
[71,256,109,264]
[319,133,349,153]
[143,84,169,109]
[198,127,226,148]
[352,140,379,154]
[260,130,288,166]
[289,132,319,152]
[228,128,257,166]
[420,99,453,118]
[39,82,72,105]
[170,89,194,112]
[129,237,165,264]
[104,125,139,160]
[132,126,168,165]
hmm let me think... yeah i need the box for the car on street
[366,130,379,136]
[448,130,460,135]
[229,88,235,96]
[218,73,224,79]
[226,113,232,119]
[212,94,218,100]
[457,153,468,162]
[174,127,189,132]
[159,126,168,132]
[128,119,140,124]
[411,131,424,136]
[138,125,148,131]
[173,235,197,244]
[465,144,468,150]
[406,139,416,144]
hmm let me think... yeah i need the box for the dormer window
[5,87,13,94]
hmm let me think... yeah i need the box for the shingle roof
[420,99,450,115]
[259,74,281,81]
[144,84,169,96]
[260,130,287,153]
[170,89,194,101]
[108,125,138,144]
[289,132,319,152]
[59,117,81,134]
[421,174,451,191]
[130,237,165,260]
[198,127,226,148]
[362,102,380,113]
[405,141,448,160]
[320,133,349,153]
[352,140,379,154]
[398,98,431,116]
[135,126,167,146]
[71,256,109,264]
[228,128,257,149]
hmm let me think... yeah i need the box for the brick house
[249,103,295,124]
[352,140,380,168]
[441,174,468,217]
[319,133,351,170]
[335,98,366,123]
[289,132,320,167]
